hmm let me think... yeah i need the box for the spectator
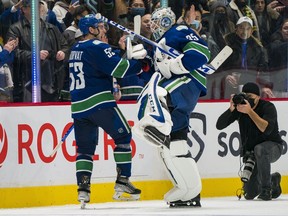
[151,0,160,12]
[0,0,23,43]
[267,18,288,97]
[0,38,18,102]
[203,0,235,99]
[177,4,203,34]
[140,13,152,39]
[252,0,282,47]
[223,16,271,98]
[52,0,70,29]
[6,0,69,102]
[40,0,64,32]
[117,0,150,33]
[227,0,261,40]
[61,0,113,28]
[208,1,235,59]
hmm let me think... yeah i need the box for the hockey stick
[134,15,141,35]
[95,14,232,74]
[49,124,74,157]
[95,13,180,58]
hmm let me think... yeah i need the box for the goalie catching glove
[154,38,190,79]
[126,36,147,60]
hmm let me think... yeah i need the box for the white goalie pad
[159,140,202,202]
[132,72,173,146]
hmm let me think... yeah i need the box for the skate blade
[80,199,86,209]
[113,191,140,201]
[168,201,201,208]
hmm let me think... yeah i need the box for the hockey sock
[114,144,132,177]
[76,154,93,186]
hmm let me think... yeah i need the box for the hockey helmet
[78,14,102,35]
[150,7,176,41]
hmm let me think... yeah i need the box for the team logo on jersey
[0,124,8,168]
[176,25,188,31]
[160,17,172,28]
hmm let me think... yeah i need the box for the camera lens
[232,93,247,105]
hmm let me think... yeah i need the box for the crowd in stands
[0,0,287,102]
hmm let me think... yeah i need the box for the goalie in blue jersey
[69,14,147,208]
[133,6,211,207]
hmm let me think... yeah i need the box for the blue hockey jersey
[158,25,210,96]
[69,39,142,118]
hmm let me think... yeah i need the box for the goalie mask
[150,7,176,41]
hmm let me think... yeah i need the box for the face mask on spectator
[130,7,145,16]
[236,0,247,8]
[190,20,200,30]
[215,12,226,22]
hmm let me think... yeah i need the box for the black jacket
[6,17,69,101]
[216,99,283,154]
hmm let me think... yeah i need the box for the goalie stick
[134,15,141,35]
[49,124,74,157]
[95,14,232,74]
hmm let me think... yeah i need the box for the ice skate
[169,194,201,208]
[113,176,141,201]
[77,183,90,209]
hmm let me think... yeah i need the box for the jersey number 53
[69,62,85,91]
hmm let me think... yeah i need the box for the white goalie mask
[150,7,176,41]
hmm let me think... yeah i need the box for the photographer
[216,82,284,200]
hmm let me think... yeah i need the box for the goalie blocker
[132,72,202,206]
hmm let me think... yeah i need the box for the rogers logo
[0,124,8,167]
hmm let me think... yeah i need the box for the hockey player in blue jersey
[69,14,147,208]
[133,6,211,207]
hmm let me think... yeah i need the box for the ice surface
[1,195,287,216]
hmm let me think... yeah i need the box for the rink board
[0,100,287,208]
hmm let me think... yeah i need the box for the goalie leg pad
[133,72,173,146]
[159,140,202,202]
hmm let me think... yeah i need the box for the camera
[241,154,256,183]
[232,93,248,105]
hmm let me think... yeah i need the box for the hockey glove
[154,38,190,79]
[126,36,147,60]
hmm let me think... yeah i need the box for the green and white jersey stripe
[111,59,130,78]
[71,91,114,115]
[183,41,210,62]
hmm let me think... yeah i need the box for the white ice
[1,195,287,216]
